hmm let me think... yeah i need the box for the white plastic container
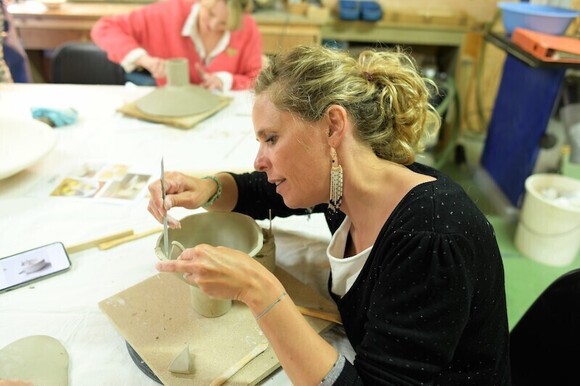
[515,173,580,266]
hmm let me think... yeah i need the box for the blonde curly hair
[254,45,441,165]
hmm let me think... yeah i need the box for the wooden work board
[99,267,337,385]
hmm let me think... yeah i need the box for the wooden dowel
[296,306,343,325]
[66,230,134,254]
[98,228,163,250]
[209,342,269,386]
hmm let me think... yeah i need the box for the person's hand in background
[135,54,166,79]
[195,63,224,91]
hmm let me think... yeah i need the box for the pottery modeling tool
[161,157,169,259]
[209,342,269,386]
[98,228,163,250]
[296,306,343,325]
[66,229,134,254]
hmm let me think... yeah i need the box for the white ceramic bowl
[0,117,56,180]
[40,0,66,10]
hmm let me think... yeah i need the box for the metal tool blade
[161,157,169,258]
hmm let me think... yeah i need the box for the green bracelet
[202,176,222,209]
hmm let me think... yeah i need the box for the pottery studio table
[0,83,352,385]
[2,84,576,385]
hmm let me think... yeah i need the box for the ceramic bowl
[0,117,56,180]
[155,211,264,318]
[155,211,264,261]
[40,0,66,10]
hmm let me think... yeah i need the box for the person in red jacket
[91,0,263,91]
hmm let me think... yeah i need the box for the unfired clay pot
[155,212,268,318]
[135,58,222,118]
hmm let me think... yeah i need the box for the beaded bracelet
[201,176,222,209]
[255,292,287,321]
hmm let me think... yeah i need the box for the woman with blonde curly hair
[148,44,511,385]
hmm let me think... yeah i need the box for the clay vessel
[135,58,222,118]
[155,212,265,317]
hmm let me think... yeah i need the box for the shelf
[485,31,580,70]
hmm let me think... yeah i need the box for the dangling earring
[328,147,343,215]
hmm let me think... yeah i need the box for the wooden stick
[98,228,163,250]
[66,230,134,254]
[209,342,269,386]
[296,306,343,325]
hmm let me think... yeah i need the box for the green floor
[490,218,579,330]
[438,138,580,330]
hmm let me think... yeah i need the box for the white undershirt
[326,216,373,297]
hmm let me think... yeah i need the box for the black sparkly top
[231,163,511,385]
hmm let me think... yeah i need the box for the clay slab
[0,335,69,385]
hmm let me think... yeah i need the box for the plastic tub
[498,2,579,35]
[514,174,580,266]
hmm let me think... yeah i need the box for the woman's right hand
[135,54,166,79]
[147,172,218,227]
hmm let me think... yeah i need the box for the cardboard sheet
[99,267,338,385]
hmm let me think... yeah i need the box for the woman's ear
[326,105,348,147]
